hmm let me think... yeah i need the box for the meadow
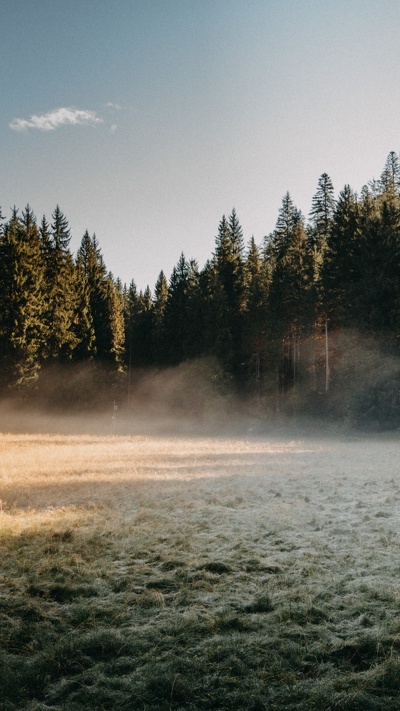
[1,419,400,710]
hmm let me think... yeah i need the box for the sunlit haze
[2,0,400,290]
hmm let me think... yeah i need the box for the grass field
[1,420,400,710]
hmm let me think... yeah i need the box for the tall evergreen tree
[184,258,203,359]
[152,270,169,363]
[103,274,125,368]
[272,192,303,258]
[77,231,124,368]
[242,237,270,386]
[51,204,71,250]
[164,254,191,364]
[123,279,139,367]
[228,208,245,260]
[133,286,154,365]
[215,212,245,306]
[269,216,313,390]
[379,151,400,195]
[74,246,96,360]
[42,206,79,360]
[198,259,226,358]
[322,185,360,327]
[213,211,246,375]
[0,206,46,388]
[309,173,335,250]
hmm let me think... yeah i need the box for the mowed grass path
[1,429,400,710]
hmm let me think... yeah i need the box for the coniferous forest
[3,152,400,427]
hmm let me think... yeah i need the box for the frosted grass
[1,430,399,709]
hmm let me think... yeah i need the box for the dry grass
[1,424,400,709]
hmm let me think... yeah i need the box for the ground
[0,421,400,710]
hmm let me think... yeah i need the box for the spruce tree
[103,274,125,368]
[309,173,335,251]
[77,232,124,369]
[74,249,96,360]
[322,185,360,327]
[43,206,79,360]
[272,192,303,258]
[213,211,246,375]
[0,206,46,389]
[242,237,269,388]
[215,211,245,313]
[308,174,335,382]
[379,151,400,195]
[269,216,313,390]
[164,254,191,364]
[153,270,169,363]
[133,286,154,365]
[184,258,203,359]
[123,279,139,368]
[198,259,226,358]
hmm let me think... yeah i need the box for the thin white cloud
[105,102,122,110]
[10,107,103,132]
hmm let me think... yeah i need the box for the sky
[2,0,400,291]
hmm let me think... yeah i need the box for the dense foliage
[2,152,400,424]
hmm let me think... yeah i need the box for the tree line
[2,151,400,423]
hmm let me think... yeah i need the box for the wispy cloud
[105,102,122,110]
[10,107,103,132]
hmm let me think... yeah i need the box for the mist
[1,328,400,437]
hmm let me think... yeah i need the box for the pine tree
[198,259,225,357]
[43,206,79,360]
[322,185,360,327]
[0,206,46,389]
[51,204,71,250]
[103,274,125,368]
[272,192,303,258]
[242,237,269,388]
[245,237,264,302]
[74,248,96,360]
[379,151,400,195]
[77,231,124,368]
[215,211,245,312]
[213,211,246,375]
[123,279,139,368]
[307,174,336,385]
[164,254,191,364]
[269,217,313,390]
[184,258,203,359]
[309,173,335,250]
[153,270,169,363]
[133,286,154,365]
[228,208,245,260]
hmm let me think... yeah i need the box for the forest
[2,151,400,427]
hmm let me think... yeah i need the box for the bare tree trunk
[325,314,330,392]
[255,352,260,406]
[293,331,296,389]
[276,365,280,413]
[312,323,317,391]
[128,334,132,405]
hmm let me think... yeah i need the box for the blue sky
[2,0,400,290]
